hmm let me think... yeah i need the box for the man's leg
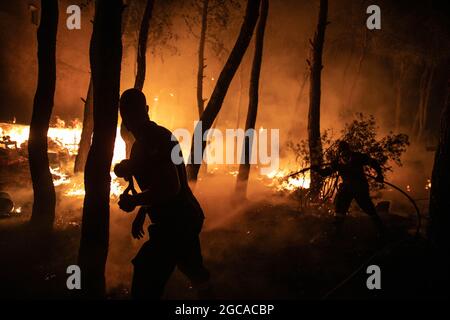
[354,191,386,236]
[131,234,176,299]
[333,183,353,226]
[176,233,211,299]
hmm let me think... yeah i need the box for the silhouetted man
[312,141,385,233]
[115,88,210,299]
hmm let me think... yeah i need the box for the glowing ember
[265,168,310,191]
[50,167,70,187]
[65,182,85,197]
[1,122,126,198]
[64,173,124,199]
[228,170,239,177]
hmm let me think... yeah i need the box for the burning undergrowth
[0,115,431,298]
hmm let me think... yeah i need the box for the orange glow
[1,122,126,198]
[265,168,310,191]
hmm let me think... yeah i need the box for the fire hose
[365,174,422,237]
[286,166,422,237]
[322,175,422,299]
[286,166,423,299]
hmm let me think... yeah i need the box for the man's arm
[119,155,181,212]
[134,161,181,206]
[131,206,147,239]
[366,155,384,182]
[311,163,336,177]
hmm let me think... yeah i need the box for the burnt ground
[0,197,445,300]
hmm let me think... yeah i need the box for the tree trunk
[236,66,244,128]
[197,0,209,117]
[415,63,435,140]
[394,59,405,132]
[77,3,131,171]
[307,0,328,198]
[288,69,308,139]
[236,0,268,198]
[428,80,449,271]
[74,79,93,173]
[28,0,58,230]
[346,28,368,109]
[134,0,154,90]
[186,0,261,182]
[121,0,155,158]
[196,0,210,177]
[78,0,123,298]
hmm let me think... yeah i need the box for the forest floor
[0,188,444,300]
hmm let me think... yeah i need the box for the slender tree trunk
[236,66,244,128]
[197,0,209,117]
[413,64,428,137]
[134,0,154,90]
[288,69,308,139]
[187,0,261,182]
[78,0,123,298]
[340,39,355,97]
[28,0,58,230]
[420,64,435,139]
[121,0,155,158]
[77,2,131,172]
[428,80,450,278]
[74,79,93,173]
[196,0,210,177]
[394,59,405,132]
[346,28,368,109]
[414,62,435,140]
[307,0,328,198]
[236,0,268,197]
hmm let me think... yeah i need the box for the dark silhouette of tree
[74,2,95,174]
[76,2,132,170]
[196,0,209,117]
[121,0,155,157]
[182,0,240,176]
[236,0,268,198]
[78,0,123,298]
[186,0,261,182]
[429,82,450,254]
[74,80,93,173]
[307,0,328,198]
[134,0,155,90]
[182,0,240,118]
[28,0,58,229]
[413,61,435,140]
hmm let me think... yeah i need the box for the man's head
[119,89,149,132]
[337,140,351,158]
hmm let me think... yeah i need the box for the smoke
[1,0,445,297]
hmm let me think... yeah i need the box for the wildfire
[264,168,311,191]
[1,121,312,198]
[63,172,124,198]
[1,121,126,199]
[50,167,70,187]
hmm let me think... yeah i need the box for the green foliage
[124,0,180,57]
[182,0,241,59]
[288,113,410,177]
